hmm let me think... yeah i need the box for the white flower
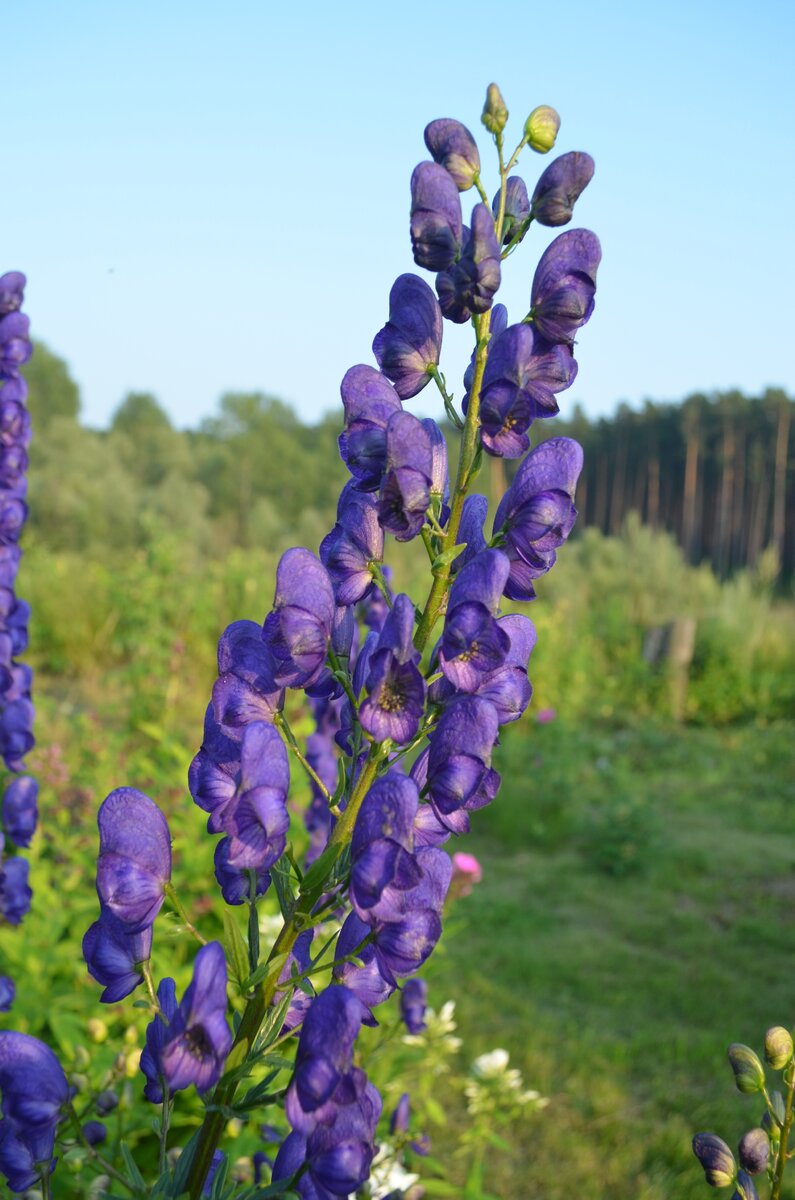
[367,1142,420,1199]
[471,1048,510,1078]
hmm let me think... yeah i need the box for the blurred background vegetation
[3,342,794,1197]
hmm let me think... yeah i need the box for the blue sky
[7,0,795,429]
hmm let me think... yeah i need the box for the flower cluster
[0,272,36,1002]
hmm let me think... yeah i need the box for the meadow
[2,517,794,1196]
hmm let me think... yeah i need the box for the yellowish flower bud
[524,105,561,153]
[482,83,508,135]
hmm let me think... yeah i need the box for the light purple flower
[531,152,594,227]
[159,942,233,1094]
[263,549,336,688]
[338,365,403,489]
[372,274,443,400]
[377,411,433,542]
[410,161,463,271]
[530,229,601,346]
[95,788,171,932]
[424,119,481,191]
[359,595,425,744]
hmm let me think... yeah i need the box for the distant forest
[22,342,794,578]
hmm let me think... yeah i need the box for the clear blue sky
[7,0,795,429]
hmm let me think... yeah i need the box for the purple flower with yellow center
[212,619,283,733]
[263,548,336,689]
[370,847,452,985]
[158,942,233,1094]
[477,323,578,458]
[436,202,501,324]
[333,912,395,1023]
[493,436,583,601]
[439,550,511,692]
[430,612,536,724]
[140,977,179,1103]
[400,978,428,1033]
[338,364,403,489]
[424,696,500,832]
[210,721,289,873]
[410,161,463,271]
[530,228,601,346]
[377,411,433,543]
[359,595,425,743]
[83,906,152,1003]
[213,837,271,905]
[95,787,172,933]
[320,484,384,606]
[0,858,32,925]
[492,176,531,245]
[1,776,37,848]
[349,772,422,921]
[531,151,594,227]
[424,118,481,191]
[372,273,443,400]
[285,985,365,1134]
[0,1032,68,1194]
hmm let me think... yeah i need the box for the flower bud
[482,84,508,135]
[123,1025,138,1046]
[69,1072,90,1094]
[82,1120,107,1147]
[87,1018,108,1044]
[738,1128,770,1175]
[124,1049,141,1078]
[73,1044,92,1069]
[692,1133,736,1187]
[764,1026,793,1070]
[728,1044,765,1094]
[95,1089,119,1116]
[733,1169,760,1200]
[524,105,561,153]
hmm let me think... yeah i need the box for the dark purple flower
[0,698,35,771]
[738,1128,770,1176]
[214,721,290,871]
[471,614,536,724]
[372,274,443,400]
[0,544,21,587]
[263,549,336,689]
[83,907,153,1003]
[453,494,488,572]
[492,176,531,245]
[189,704,241,822]
[400,978,428,1033]
[212,620,283,733]
[0,315,32,379]
[436,203,501,324]
[350,772,422,921]
[0,858,32,925]
[275,1081,381,1198]
[478,324,577,458]
[203,1150,226,1197]
[0,395,31,448]
[274,930,315,1032]
[493,436,583,601]
[333,912,395,1023]
[371,848,452,985]
[0,495,27,543]
[359,595,425,744]
[2,776,37,848]
[0,976,13,1012]
[140,977,179,1103]
[530,228,601,346]
[0,274,25,317]
[0,1032,68,1194]
[285,986,366,1134]
[81,1121,106,1146]
[733,1170,759,1200]
[692,1133,735,1188]
[410,161,463,271]
[320,484,384,606]
[378,411,433,543]
[213,837,271,905]
[424,119,481,191]
[531,152,595,227]
[95,788,172,933]
[159,942,233,1094]
[425,696,501,832]
[422,418,449,516]
[338,365,403,489]
[439,550,511,692]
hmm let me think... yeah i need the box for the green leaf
[222,908,250,990]
[271,858,296,918]
[424,1095,448,1126]
[419,1181,462,1196]
[253,990,293,1053]
[298,842,339,896]
[120,1141,147,1191]
[243,951,288,992]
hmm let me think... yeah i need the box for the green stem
[159,1091,172,1177]
[65,1103,138,1195]
[164,882,207,946]
[772,1065,795,1200]
[275,712,332,801]
[369,560,394,608]
[473,172,490,206]
[141,960,160,1011]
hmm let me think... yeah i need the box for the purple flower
[159,942,233,1094]
[350,772,422,921]
[0,1032,68,1194]
[439,549,511,692]
[377,411,433,542]
[0,315,32,379]
[83,907,153,1003]
[0,274,25,317]
[424,119,481,191]
[372,274,443,400]
[213,721,290,872]
[423,417,449,515]
[0,698,35,771]
[273,929,315,1033]
[400,978,427,1033]
[263,549,336,689]
[140,978,179,1103]
[436,203,501,324]
[359,595,425,744]
[285,985,365,1134]
[81,1121,106,1147]
[410,161,463,271]
[320,484,384,606]
[530,228,601,346]
[0,976,14,1012]
[1,776,37,848]
[471,614,536,724]
[531,152,595,227]
[189,704,242,822]
[333,912,395,1023]
[492,176,531,245]
[493,436,583,600]
[203,1151,226,1197]
[95,788,172,933]
[425,696,501,832]
[0,858,32,925]
[370,847,452,985]
[478,323,578,458]
[338,365,403,489]
[0,495,27,543]
[212,620,283,733]
[213,837,271,905]
[275,1081,381,1199]
[453,493,488,571]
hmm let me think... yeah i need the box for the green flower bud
[482,83,508,135]
[69,1072,90,1094]
[524,105,561,153]
[764,1026,793,1070]
[728,1044,766,1095]
[73,1044,91,1069]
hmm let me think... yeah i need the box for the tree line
[20,342,794,577]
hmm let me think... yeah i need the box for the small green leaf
[120,1141,147,1191]
[222,908,250,990]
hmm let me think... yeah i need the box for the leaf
[419,1181,462,1196]
[222,908,250,990]
[254,990,293,1053]
[243,951,289,992]
[424,1095,448,1126]
[298,842,339,896]
[120,1141,147,1191]
[271,859,296,919]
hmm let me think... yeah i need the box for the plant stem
[65,1103,138,1195]
[141,960,160,1011]
[159,1091,172,1177]
[164,882,207,946]
[772,1064,795,1199]
[275,711,332,801]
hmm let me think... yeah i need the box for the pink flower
[535,707,557,724]
[451,852,483,897]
